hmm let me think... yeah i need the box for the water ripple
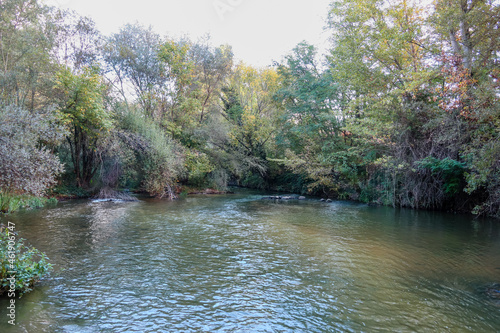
[1,192,500,332]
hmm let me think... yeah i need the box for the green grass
[0,192,58,214]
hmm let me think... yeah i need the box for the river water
[1,189,500,332]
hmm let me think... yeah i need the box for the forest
[0,0,499,218]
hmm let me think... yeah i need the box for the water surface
[1,189,500,332]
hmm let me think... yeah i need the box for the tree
[157,38,200,141]
[432,0,500,73]
[0,0,59,110]
[225,64,281,158]
[54,65,112,189]
[190,63,283,189]
[273,42,353,195]
[54,11,102,71]
[328,0,434,121]
[276,42,341,152]
[325,0,466,205]
[224,64,282,185]
[189,39,233,123]
[322,0,500,211]
[431,0,500,216]
[103,23,165,118]
[118,107,185,199]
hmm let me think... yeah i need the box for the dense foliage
[0,0,499,219]
[322,0,500,216]
[0,105,66,197]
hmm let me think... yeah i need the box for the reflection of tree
[88,201,138,246]
[33,201,138,262]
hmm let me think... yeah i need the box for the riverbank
[0,193,58,214]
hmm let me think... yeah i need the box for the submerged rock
[479,283,500,306]
[486,284,500,299]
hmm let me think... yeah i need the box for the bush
[185,150,215,188]
[0,193,22,214]
[241,172,267,190]
[0,225,53,297]
[415,157,467,196]
[0,192,58,214]
[50,184,91,199]
[120,108,185,199]
[0,105,67,196]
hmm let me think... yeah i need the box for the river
[1,189,500,332]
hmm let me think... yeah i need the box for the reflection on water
[1,190,500,332]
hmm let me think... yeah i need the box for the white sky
[44,0,332,67]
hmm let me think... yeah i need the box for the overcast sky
[44,0,332,67]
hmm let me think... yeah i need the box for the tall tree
[0,0,59,109]
[54,65,112,189]
[103,23,165,118]
[277,42,341,153]
[157,38,200,141]
[189,39,233,123]
[54,11,102,71]
[431,0,500,216]
[225,64,281,178]
[273,42,353,194]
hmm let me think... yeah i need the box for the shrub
[50,184,91,198]
[119,108,185,198]
[0,105,67,196]
[185,150,215,188]
[0,193,58,214]
[415,157,467,195]
[0,225,53,296]
[0,193,22,214]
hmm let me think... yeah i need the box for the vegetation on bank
[0,193,58,214]
[0,0,499,219]
[0,225,53,296]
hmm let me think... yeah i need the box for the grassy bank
[0,193,58,214]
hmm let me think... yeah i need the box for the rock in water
[486,285,500,299]
[482,283,500,305]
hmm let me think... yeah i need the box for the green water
[1,189,500,332]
